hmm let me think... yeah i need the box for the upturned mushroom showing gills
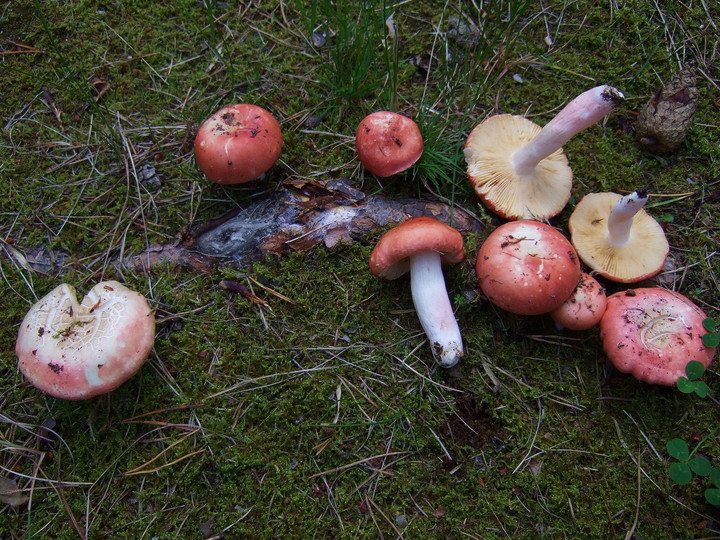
[15,281,156,400]
[568,190,669,283]
[600,288,716,385]
[195,103,283,184]
[370,217,464,368]
[356,111,423,178]
[464,85,624,220]
[476,220,581,315]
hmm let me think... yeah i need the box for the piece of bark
[127,178,483,273]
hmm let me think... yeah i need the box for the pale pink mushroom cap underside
[600,288,715,385]
[464,114,571,221]
[15,281,156,400]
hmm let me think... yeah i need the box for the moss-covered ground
[1,0,719,537]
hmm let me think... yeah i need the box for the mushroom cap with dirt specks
[356,111,423,178]
[369,216,464,279]
[550,272,607,330]
[15,281,156,400]
[195,103,283,184]
[476,220,581,315]
[568,192,669,283]
[464,114,571,220]
[600,288,715,385]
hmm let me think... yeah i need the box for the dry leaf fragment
[432,507,447,518]
[0,476,29,507]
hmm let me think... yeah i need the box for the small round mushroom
[356,111,423,178]
[370,217,464,368]
[475,220,581,315]
[568,190,669,283]
[464,85,624,220]
[549,272,607,330]
[600,288,716,385]
[15,281,156,400]
[195,103,283,184]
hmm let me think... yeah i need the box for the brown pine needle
[309,451,407,478]
[120,420,200,430]
[367,495,403,538]
[121,429,200,475]
[122,404,204,423]
[120,449,206,477]
[0,39,42,54]
[247,276,297,304]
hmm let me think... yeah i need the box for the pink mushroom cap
[370,216,465,280]
[195,103,283,184]
[356,111,423,178]
[550,272,607,330]
[476,220,581,315]
[600,288,716,385]
[15,281,156,400]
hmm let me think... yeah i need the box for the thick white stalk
[512,85,625,176]
[409,251,463,368]
[608,190,649,246]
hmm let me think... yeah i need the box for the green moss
[1,0,719,537]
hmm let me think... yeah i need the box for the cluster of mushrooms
[361,85,715,386]
[14,87,716,400]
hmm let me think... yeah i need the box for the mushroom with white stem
[568,190,669,283]
[464,85,625,220]
[369,217,465,368]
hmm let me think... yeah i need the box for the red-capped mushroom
[600,288,716,385]
[370,217,464,367]
[464,85,624,220]
[549,272,607,330]
[195,103,283,184]
[356,111,423,177]
[476,220,581,315]
[15,281,156,400]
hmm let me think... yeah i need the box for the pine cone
[635,65,698,152]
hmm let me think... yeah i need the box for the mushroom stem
[608,190,649,246]
[512,85,625,177]
[409,251,463,368]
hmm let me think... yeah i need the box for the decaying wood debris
[127,178,483,273]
